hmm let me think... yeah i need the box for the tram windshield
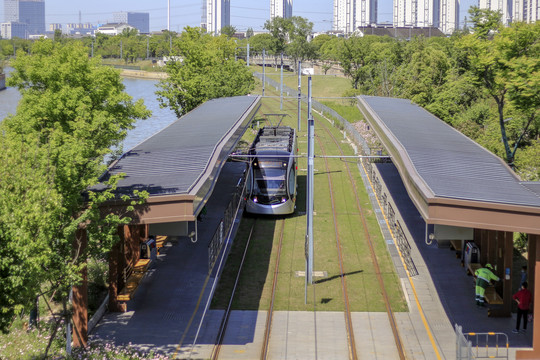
[252,158,288,202]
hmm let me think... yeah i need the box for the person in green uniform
[475,263,500,306]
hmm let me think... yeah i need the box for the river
[0,69,177,152]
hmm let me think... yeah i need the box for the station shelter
[71,96,261,347]
[357,95,540,359]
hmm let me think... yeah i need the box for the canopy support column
[517,234,540,359]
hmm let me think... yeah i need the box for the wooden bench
[484,286,503,305]
[117,258,151,302]
[467,262,481,276]
[449,240,464,259]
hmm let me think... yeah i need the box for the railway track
[315,116,406,360]
[314,126,358,360]
[210,218,286,360]
[210,220,258,360]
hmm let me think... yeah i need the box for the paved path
[91,160,532,359]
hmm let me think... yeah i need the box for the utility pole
[280,52,284,110]
[305,76,314,303]
[246,43,250,67]
[167,0,170,31]
[262,49,266,96]
[297,61,301,132]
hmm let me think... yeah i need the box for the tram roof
[96,95,260,223]
[357,95,540,234]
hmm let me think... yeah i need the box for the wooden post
[487,230,497,267]
[479,229,487,264]
[502,231,513,316]
[488,231,512,317]
[72,229,88,347]
[516,234,540,359]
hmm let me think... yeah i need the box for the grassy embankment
[212,74,407,313]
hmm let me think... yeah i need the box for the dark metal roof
[100,96,260,197]
[359,95,540,208]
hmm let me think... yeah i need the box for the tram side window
[288,166,296,196]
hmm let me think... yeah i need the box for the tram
[245,126,297,215]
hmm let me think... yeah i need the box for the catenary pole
[262,49,266,96]
[298,61,301,132]
[280,52,284,110]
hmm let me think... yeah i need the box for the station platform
[91,160,532,359]
[370,162,533,359]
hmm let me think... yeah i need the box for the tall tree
[0,40,150,353]
[458,18,539,166]
[156,27,255,118]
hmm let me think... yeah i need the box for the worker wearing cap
[475,263,500,306]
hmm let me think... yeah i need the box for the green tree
[221,25,237,38]
[0,40,150,352]
[248,33,274,56]
[458,20,539,166]
[287,16,315,68]
[156,27,255,118]
[263,16,292,56]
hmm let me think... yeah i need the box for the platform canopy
[357,95,540,235]
[96,95,261,224]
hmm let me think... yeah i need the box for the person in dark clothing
[513,282,533,333]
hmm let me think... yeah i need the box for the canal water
[0,69,177,152]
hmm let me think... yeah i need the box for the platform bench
[117,258,151,302]
[484,286,503,305]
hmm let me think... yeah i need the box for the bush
[87,258,108,317]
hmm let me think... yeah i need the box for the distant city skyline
[1,0,478,33]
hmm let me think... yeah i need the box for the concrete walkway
[91,160,532,359]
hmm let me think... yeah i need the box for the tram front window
[252,160,288,204]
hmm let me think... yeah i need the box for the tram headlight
[253,196,258,203]
[281,197,287,203]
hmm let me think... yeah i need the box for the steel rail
[260,219,286,360]
[210,221,257,360]
[315,132,358,360]
[317,117,407,360]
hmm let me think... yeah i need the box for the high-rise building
[203,0,230,35]
[394,0,457,34]
[333,0,377,34]
[479,0,512,25]
[439,0,458,33]
[1,21,27,39]
[513,0,540,22]
[113,12,150,34]
[3,0,44,37]
[270,0,293,19]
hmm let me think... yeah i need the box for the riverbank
[0,73,5,90]
[120,69,167,80]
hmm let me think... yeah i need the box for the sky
[1,0,477,33]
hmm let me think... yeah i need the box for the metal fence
[455,324,509,360]
[207,175,247,273]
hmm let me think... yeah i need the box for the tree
[457,19,539,166]
[156,27,255,118]
[248,33,274,56]
[263,16,292,56]
[221,25,237,38]
[0,40,150,353]
[246,27,254,39]
[286,16,315,67]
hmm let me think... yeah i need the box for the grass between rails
[211,80,407,313]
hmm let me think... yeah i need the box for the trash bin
[464,242,479,268]
[140,241,150,259]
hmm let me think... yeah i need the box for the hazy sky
[1,0,476,33]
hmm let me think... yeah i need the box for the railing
[455,324,509,360]
[208,175,247,273]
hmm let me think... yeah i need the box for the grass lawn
[211,79,407,313]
